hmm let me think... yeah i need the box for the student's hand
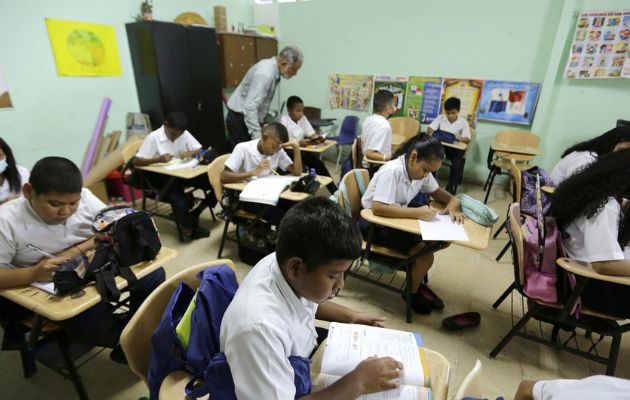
[352,356,403,394]
[31,257,67,282]
[180,150,195,160]
[298,139,311,147]
[445,210,465,224]
[352,312,386,327]
[253,160,271,176]
[158,154,173,163]
[417,205,437,221]
[282,138,301,150]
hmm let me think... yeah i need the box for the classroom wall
[0,0,253,169]
[277,0,630,182]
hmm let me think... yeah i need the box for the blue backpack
[147,265,312,399]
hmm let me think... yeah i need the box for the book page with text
[319,374,432,400]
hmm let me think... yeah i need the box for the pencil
[27,244,56,259]
[270,167,280,176]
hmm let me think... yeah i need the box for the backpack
[147,265,311,400]
[521,166,553,216]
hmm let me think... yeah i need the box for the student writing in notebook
[220,197,404,399]
[360,134,463,315]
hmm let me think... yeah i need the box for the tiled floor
[1,167,628,400]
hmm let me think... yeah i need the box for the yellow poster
[46,18,122,77]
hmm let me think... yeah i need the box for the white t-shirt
[0,188,106,267]
[135,125,202,160]
[428,114,471,141]
[0,165,29,202]
[224,139,293,178]
[361,114,392,167]
[220,253,318,400]
[563,198,626,263]
[533,375,630,400]
[280,114,316,141]
[550,151,596,185]
[362,155,439,209]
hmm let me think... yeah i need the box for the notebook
[238,176,298,206]
[30,281,58,295]
[418,214,469,241]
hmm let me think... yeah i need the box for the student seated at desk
[515,375,630,400]
[221,122,302,225]
[551,149,630,318]
[0,137,29,205]
[220,197,404,399]
[280,95,337,193]
[361,89,396,167]
[550,125,630,185]
[360,134,464,314]
[0,157,165,363]
[427,97,471,194]
[132,111,212,240]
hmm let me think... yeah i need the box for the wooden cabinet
[218,33,278,88]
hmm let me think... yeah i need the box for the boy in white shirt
[133,111,211,240]
[280,96,337,193]
[428,97,472,194]
[361,90,396,167]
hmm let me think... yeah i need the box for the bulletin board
[477,80,541,125]
[328,74,373,111]
[373,76,408,118]
[404,76,443,123]
[442,78,484,129]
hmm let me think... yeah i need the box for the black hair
[551,148,630,231]
[276,197,362,271]
[287,95,303,110]
[393,133,445,161]
[560,126,630,158]
[373,90,395,113]
[262,121,289,143]
[444,97,461,112]
[0,137,22,194]
[164,111,188,130]
[29,157,82,195]
[619,204,630,248]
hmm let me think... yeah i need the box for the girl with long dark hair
[0,137,29,204]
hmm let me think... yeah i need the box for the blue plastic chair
[328,116,360,171]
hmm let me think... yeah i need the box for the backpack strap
[338,170,367,217]
[94,268,121,302]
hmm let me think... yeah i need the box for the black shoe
[187,226,210,240]
[401,293,432,315]
[110,344,128,364]
[418,284,445,309]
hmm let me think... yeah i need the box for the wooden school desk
[223,175,333,202]
[441,141,468,151]
[299,139,336,154]
[490,140,544,157]
[311,339,451,400]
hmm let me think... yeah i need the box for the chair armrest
[556,257,630,286]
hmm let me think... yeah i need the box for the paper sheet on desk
[163,159,199,170]
[30,281,57,295]
[418,214,469,241]
[239,176,298,206]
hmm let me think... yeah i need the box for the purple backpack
[521,167,553,216]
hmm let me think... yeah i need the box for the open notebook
[319,323,431,400]
[238,176,298,206]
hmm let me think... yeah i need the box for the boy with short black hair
[361,90,396,167]
[427,97,472,194]
[220,197,403,399]
[0,157,165,362]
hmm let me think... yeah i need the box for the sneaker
[418,284,445,309]
[110,344,128,364]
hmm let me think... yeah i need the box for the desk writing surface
[490,141,544,156]
[364,156,386,165]
[137,163,209,179]
[541,185,555,194]
[300,140,336,154]
[360,209,491,250]
[223,175,333,202]
[441,141,467,150]
[0,248,177,321]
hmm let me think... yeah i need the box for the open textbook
[319,323,432,400]
[238,175,298,206]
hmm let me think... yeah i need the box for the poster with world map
[46,18,122,77]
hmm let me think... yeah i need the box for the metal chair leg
[489,303,538,359]
[334,144,343,172]
[483,170,497,204]
[492,282,515,309]
[493,220,506,239]
[54,334,89,400]
[606,334,621,376]
[405,262,412,324]
[218,218,231,258]
[495,241,511,262]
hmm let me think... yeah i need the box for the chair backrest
[351,137,363,169]
[453,359,483,400]
[506,202,525,286]
[121,139,144,164]
[494,130,541,161]
[339,116,360,141]
[337,169,370,221]
[389,117,420,141]
[509,159,522,203]
[303,106,321,120]
[120,259,237,386]
[207,154,230,203]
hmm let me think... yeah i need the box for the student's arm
[591,260,630,276]
[220,164,269,184]
[54,237,96,260]
[430,188,464,223]
[282,139,302,176]
[365,150,391,162]
[180,148,202,160]
[132,154,173,167]
[426,127,435,134]
[514,380,536,400]
[427,117,440,134]
[0,257,67,290]
[459,122,472,144]
[316,301,385,327]
[372,201,437,221]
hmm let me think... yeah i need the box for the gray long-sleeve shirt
[227,57,280,139]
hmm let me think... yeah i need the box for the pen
[27,244,56,259]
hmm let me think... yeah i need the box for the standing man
[226,46,303,147]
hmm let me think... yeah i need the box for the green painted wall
[278,0,630,182]
[0,0,253,169]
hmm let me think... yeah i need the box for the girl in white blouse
[0,137,29,205]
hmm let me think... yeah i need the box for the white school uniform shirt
[0,165,29,202]
[361,155,439,209]
[428,114,471,141]
[224,139,293,178]
[533,375,630,400]
[563,198,627,263]
[361,114,392,167]
[0,188,106,268]
[280,114,316,141]
[549,151,596,185]
[135,125,202,160]
[220,253,318,400]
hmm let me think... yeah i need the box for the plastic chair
[328,116,360,171]
[350,137,363,169]
[488,203,630,375]
[303,106,321,120]
[483,131,540,204]
[120,259,237,398]
[453,359,483,400]
[389,117,420,149]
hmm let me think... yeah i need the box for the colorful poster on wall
[477,80,541,125]
[373,76,408,117]
[403,76,442,122]
[46,18,122,77]
[0,67,13,110]
[328,74,373,111]
[419,77,443,124]
[564,11,630,79]
[442,78,484,129]
[623,57,630,78]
